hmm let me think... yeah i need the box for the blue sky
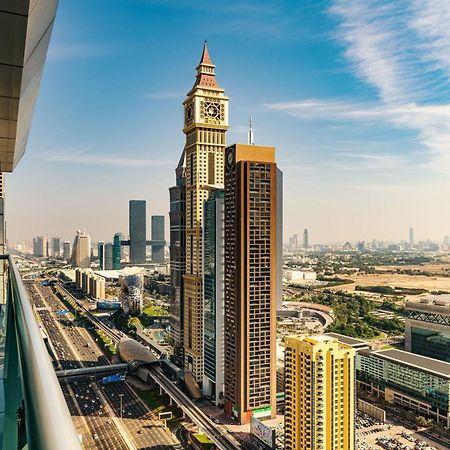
[8,0,450,245]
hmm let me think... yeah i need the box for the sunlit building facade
[181,42,229,382]
[71,230,91,268]
[224,144,277,424]
[284,335,355,450]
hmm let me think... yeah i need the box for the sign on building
[250,416,275,449]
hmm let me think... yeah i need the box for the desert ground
[329,269,450,299]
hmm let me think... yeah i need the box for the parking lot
[355,412,447,450]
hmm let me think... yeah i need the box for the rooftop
[409,294,450,305]
[325,332,370,349]
[362,348,450,379]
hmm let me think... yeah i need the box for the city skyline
[4,3,450,450]
[6,0,450,245]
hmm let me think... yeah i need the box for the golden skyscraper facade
[182,43,229,382]
[284,335,356,450]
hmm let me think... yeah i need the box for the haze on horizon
[7,0,450,246]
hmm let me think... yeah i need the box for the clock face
[206,104,219,118]
[187,106,193,121]
[227,150,234,167]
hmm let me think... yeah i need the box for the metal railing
[2,255,81,450]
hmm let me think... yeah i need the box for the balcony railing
[1,255,81,449]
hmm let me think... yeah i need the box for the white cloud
[410,0,450,84]
[266,0,450,177]
[266,98,450,175]
[37,149,172,168]
[336,151,405,170]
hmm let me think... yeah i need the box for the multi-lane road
[27,281,181,450]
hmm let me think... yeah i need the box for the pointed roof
[192,41,222,90]
[199,41,212,65]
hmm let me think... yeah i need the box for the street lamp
[119,394,124,419]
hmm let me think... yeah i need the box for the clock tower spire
[191,41,222,91]
[179,43,229,384]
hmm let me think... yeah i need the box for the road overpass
[55,363,129,379]
[55,280,241,449]
[147,367,241,450]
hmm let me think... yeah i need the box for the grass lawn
[136,388,182,430]
[142,304,169,316]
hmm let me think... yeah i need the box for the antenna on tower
[248,115,254,145]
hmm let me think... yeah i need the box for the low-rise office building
[74,268,106,300]
[356,348,450,427]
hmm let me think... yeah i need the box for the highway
[27,281,180,450]
[55,280,243,450]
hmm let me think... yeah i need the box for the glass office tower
[169,154,186,364]
[104,243,113,270]
[113,232,122,269]
[202,190,225,406]
[129,200,146,264]
[98,241,105,270]
[151,215,165,263]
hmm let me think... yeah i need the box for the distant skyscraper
[169,152,186,362]
[182,42,229,383]
[104,243,113,270]
[202,190,225,406]
[63,241,71,261]
[98,241,105,270]
[129,200,146,264]
[409,226,414,246]
[34,236,48,257]
[303,228,309,249]
[284,335,356,450]
[113,232,122,269]
[224,144,277,424]
[71,230,91,268]
[289,234,298,250]
[51,237,60,257]
[151,215,165,263]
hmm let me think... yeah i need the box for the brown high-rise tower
[224,144,277,425]
[181,43,229,382]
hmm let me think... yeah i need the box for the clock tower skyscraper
[180,42,229,382]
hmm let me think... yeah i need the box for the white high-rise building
[71,230,91,268]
